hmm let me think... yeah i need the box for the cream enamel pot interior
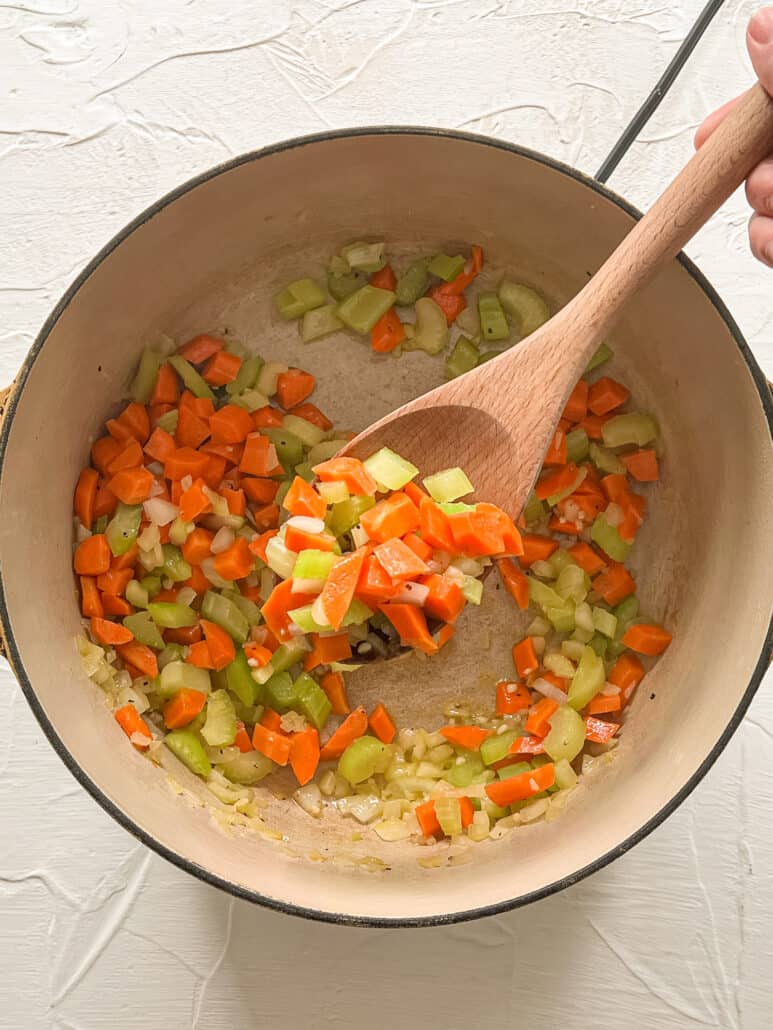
[0,129,771,927]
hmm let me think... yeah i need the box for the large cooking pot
[1,129,771,926]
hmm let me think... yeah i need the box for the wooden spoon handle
[563,82,773,349]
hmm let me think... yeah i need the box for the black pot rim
[2,125,771,928]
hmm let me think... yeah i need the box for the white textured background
[1,2,772,1028]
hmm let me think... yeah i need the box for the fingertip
[748,7,773,93]
[748,212,773,267]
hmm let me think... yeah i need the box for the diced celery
[201,690,237,747]
[589,442,625,475]
[445,335,479,379]
[275,278,327,320]
[566,428,589,464]
[226,354,263,396]
[480,729,521,766]
[125,579,149,609]
[282,414,325,448]
[572,626,594,644]
[230,388,270,413]
[550,549,575,574]
[527,615,552,637]
[461,575,483,605]
[476,350,500,365]
[337,286,396,334]
[556,565,588,603]
[294,461,315,483]
[543,652,576,679]
[478,292,509,342]
[547,466,586,507]
[301,303,343,342]
[159,544,191,583]
[270,639,310,674]
[106,503,142,557]
[395,259,430,306]
[423,466,474,503]
[528,576,564,609]
[164,729,211,777]
[221,750,274,784]
[483,798,509,822]
[317,481,347,504]
[554,758,578,790]
[130,348,162,404]
[140,574,162,598]
[544,600,576,633]
[265,535,298,580]
[328,270,366,301]
[408,297,448,355]
[592,606,618,639]
[288,605,328,634]
[428,253,465,281]
[201,590,249,644]
[438,502,476,515]
[157,661,211,700]
[225,650,262,707]
[435,797,462,837]
[591,514,631,562]
[168,517,190,548]
[589,634,609,658]
[167,354,215,401]
[567,645,604,710]
[363,447,418,492]
[123,610,165,649]
[586,342,613,372]
[294,672,332,730]
[497,281,550,337]
[340,241,385,273]
[602,412,658,448]
[496,760,531,781]
[92,515,108,534]
[445,752,486,788]
[147,601,197,629]
[561,639,586,663]
[338,736,392,784]
[256,361,287,398]
[155,408,178,434]
[293,549,338,580]
[264,671,297,712]
[307,439,345,465]
[543,705,585,762]
[158,643,185,670]
[326,494,375,537]
[614,594,640,625]
[523,492,546,526]
[222,590,262,626]
[260,427,303,470]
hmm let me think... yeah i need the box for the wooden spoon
[342,84,773,517]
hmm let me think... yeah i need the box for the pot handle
[0,380,15,664]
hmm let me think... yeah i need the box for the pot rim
[1,125,771,928]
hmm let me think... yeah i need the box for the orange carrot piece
[360,492,420,543]
[588,376,630,416]
[525,697,559,737]
[111,541,140,571]
[378,603,438,655]
[373,537,429,581]
[116,401,150,444]
[371,308,405,353]
[234,722,253,752]
[252,406,283,429]
[427,284,467,324]
[434,623,455,649]
[402,532,433,563]
[543,428,568,466]
[89,616,133,646]
[200,619,236,670]
[354,554,401,608]
[458,796,475,829]
[244,641,273,667]
[369,264,397,290]
[420,573,465,623]
[148,403,174,427]
[585,716,619,743]
[107,467,154,505]
[496,680,531,715]
[251,723,291,765]
[519,534,559,568]
[74,468,99,529]
[261,579,318,642]
[184,564,212,596]
[208,403,254,444]
[248,529,278,563]
[318,549,367,630]
[485,762,555,806]
[253,503,280,531]
[577,413,610,439]
[80,576,104,618]
[609,653,646,694]
[319,706,368,760]
[96,567,133,596]
[289,402,333,432]
[404,480,428,507]
[415,799,442,837]
[507,735,547,757]
[91,435,123,474]
[588,693,622,715]
[202,349,241,386]
[74,534,111,575]
[303,632,352,672]
[213,537,254,581]
[242,477,280,505]
[144,426,176,464]
[163,688,207,729]
[116,642,159,678]
[534,462,579,501]
[284,525,337,555]
[179,333,223,365]
[497,557,530,609]
[600,473,629,504]
[186,639,214,669]
[290,726,321,785]
[240,433,277,477]
[260,708,286,734]
[114,705,153,748]
[439,725,491,750]
[283,476,327,520]
[320,671,350,715]
[562,379,589,423]
[621,448,659,482]
[178,478,211,523]
[418,497,455,551]
[106,438,144,475]
[368,703,396,744]
[221,487,246,517]
[313,457,377,496]
[276,368,315,410]
[181,527,214,565]
[512,637,538,678]
[622,623,672,656]
[593,563,635,605]
[150,362,179,405]
[102,594,133,617]
[175,405,210,450]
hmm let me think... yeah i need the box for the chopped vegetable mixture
[73,241,671,847]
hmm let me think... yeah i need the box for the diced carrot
[427,284,467,324]
[447,509,504,558]
[184,564,212,596]
[360,492,420,543]
[114,705,153,748]
[260,708,286,734]
[370,264,397,291]
[276,368,315,410]
[181,527,213,566]
[213,537,254,581]
[150,363,179,405]
[519,534,559,567]
[221,487,246,516]
[290,726,321,785]
[105,417,135,445]
[164,447,210,480]
[593,563,635,605]
[562,379,589,423]
[415,799,441,837]
[497,557,529,609]
[512,637,538,678]
[107,467,154,505]
[248,529,278,564]
[116,402,150,444]
[93,481,118,521]
[474,503,524,557]
[418,497,455,551]
[91,436,123,474]
[175,405,210,450]
[312,457,377,496]
[619,491,646,544]
[89,616,133,646]
[80,576,104,617]
[609,653,645,694]
[507,735,546,757]
[303,632,352,671]
[404,480,428,507]
[485,762,555,807]
[588,693,622,715]
[318,549,367,629]
[283,476,327,520]
[201,441,245,465]
[568,541,606,575]
[420,573,465,623]
[111,542,139,571]
[253,503,280,531]
[402,533,433,563]
[319,707,368,760]
[439,725,491,750]
[368,703,396,744]
[585,716,619,743]
[621,448,659,482]
[355,554,400,608]
[535,462,579,501]
[200,619,236,670]
[600,474,629,504]
[496,680,531,715]
[622,623,672,656]
[144,427,176,464]
[558,491,603,524]
[178,478,211,523]
[588,377,630,416]
[548,516,582,536]
[74,467,99,529]
[320,671,350,715]
[371,308,405,353]
[525,697,559,737]
[106,438,144,475]
[208,403,254,444]
[234,723,253,752]
[116,641,159,678]
[163,688,207,728]
[203,350,241,386]
[261,579,318,642]
[148,403,174,427]
[244,641,273,666]
[378,603,438,655]
[252,724,291,765]
[458,796,475,829]
[543,428,567,466]
[96,567,133,596]
[242,477,281,504]
[252,406,283,429]
[289,403,333,431]
[74,534,111,575]
[102,594,133,617]
[373,538,429,582]
[240,433,278,477]
[577,413,610,439]
[179,333,223,365]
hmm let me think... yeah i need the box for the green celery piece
[547,467,586,507]
[302,304,344,342]
[602,413,658,448]
[123,611,165,649]
[168,354,215,401]
[614,595,640,625]
[395,259,430,305]
[606,638,627,659]
[435,797,462,837]
[461,575,483,605]
[337,285,396,334]
[288,605,327,634]
[328,270,366,301]
[589,633,609,658]
[363,447,419,491]
[307,439,345,465]
[201,689,237,747]
[342,598,373,626]
[169,517,191,548]
[496,760,531,781]
[294,462,315,483]
[567,645,605,710]
[545,600,576,633]
[478,292,509,342]
[161,544,192,583]
[220,751,274,785]
[423,466,474,503]
[147,601,198,629]
[221,590,262,626]
[522,492,546,526]
[155,408,178,435]
[589,442,625,475]
[294,672,332,730]
[497,281,550,337]
[483,798,509,822]
[230,388,270,413]
[409,297,448,354]
[592,606,618,639]
[140,574,162,598]
[164,730,211,777]
[157,660,211,700]
[293,549,338,581]
[326,494,375,537]
[527,576,564,609]
[264,671,297,713]
[550,548,575,574]
[591,514,631,562]
[480,729,521,766]
[340,241,385,273]
[256,361,288,398]
[555,565,588,603]
[262,427,305,469]
[225,650,263,707]
[428,253,465,281]
[445,335,479,379]
[93,515,108,534]
[476,350,500,365]
[226,354,263,396]
[585,342,613,372]
[264,535,298,579]
[281,413,325,448]
[130,348,162,404]
[270,639,310,674]
[445,752,486,788]
[437,501,475,514]
[106,503,142,557]
[125,579,149,609]
[158,643,185,669]
[338,736,391,785]
[543,705,585,762]
[554,757,578,790]
[201,590,249,644]
[275,278,327,320]
[565,428,589,464]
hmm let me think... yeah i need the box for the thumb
[748,7,773,94]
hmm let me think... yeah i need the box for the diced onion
[532,677,568,703]
[180,475,193,491]
[393,582,430,605]
[350,525,369,549]
[138,523,160,551]
[601,682,621,696]
[286,515,325,535]
[311,594,329,627]
[292,577,325,595]
[211,526,235,554]
[177,586,197,607]
[143,497,179,526]
[605,502,624,527]
[294,782,323,817]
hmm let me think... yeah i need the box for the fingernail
[749,8,773,45]
[765,242,773,266]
